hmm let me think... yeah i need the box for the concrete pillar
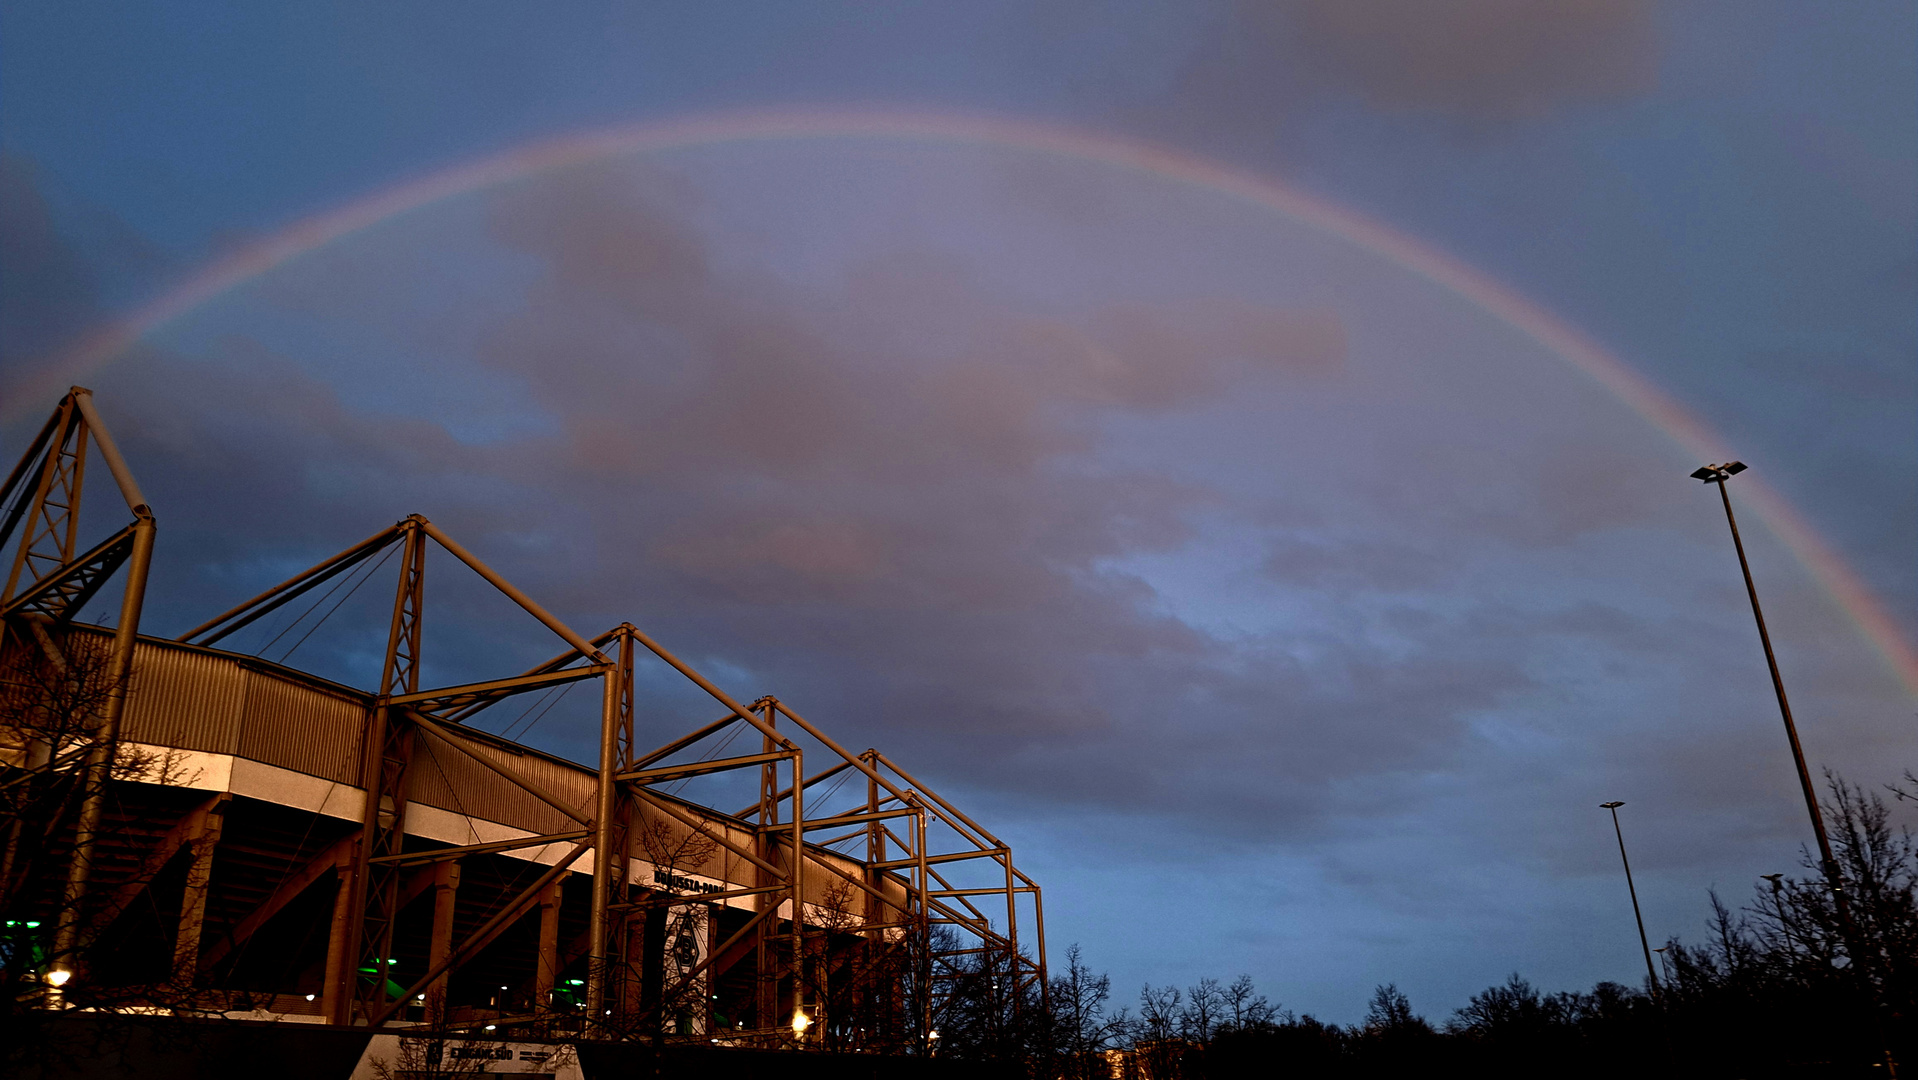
[617,910,644,1021]
[425,861,460,1019]
[170,803,227,989]
[533,872,568,1015]
[321,855,356,1024]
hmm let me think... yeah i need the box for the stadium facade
[0,389,1045,1052]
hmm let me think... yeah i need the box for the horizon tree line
[921,769,1915,1078]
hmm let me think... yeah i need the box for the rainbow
[8,105,1915,698]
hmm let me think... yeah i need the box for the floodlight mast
[1693,461,1898,1078]
[1599,801,1658,997]
[1690,463,1839,900]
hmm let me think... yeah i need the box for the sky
[2,0,1914,1025]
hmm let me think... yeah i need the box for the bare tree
[0,626,198,1009]
[1133,982,1186,1079]
[610,814,722,1044]
[798,876,921,1052]
[1220,974,1275,1032]
[1180,976,1225,1044]
[1049,944,1126,1080]
[366,1031,518,1080]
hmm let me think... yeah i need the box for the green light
[26,922,39,929]
[565,979,584,986]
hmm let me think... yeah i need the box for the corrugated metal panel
[92,632,898,895]
[409,729,590,836]
[236,667,365,785]
[119,639,246,755]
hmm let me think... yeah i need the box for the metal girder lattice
[1,388,157,984]
[178,512,618,1026]
[349,518,426,1022]
[611,670,1047,1049]
[0,396,87,608]
[0,525,136,626]
[8,390,1043,1051]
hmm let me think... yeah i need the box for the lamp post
[1600,802,1659,996]
[1690,462,1846,904]
[1693,462,1897,1077]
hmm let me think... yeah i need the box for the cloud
[0,155,102,371]
[99,159,1585,840]
[30,143,1918,1020]
[34,151,1903,941]
[0,155,173,412]
[1113,0,1660,152]
[1285,0,1660,117]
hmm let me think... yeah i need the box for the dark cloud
[69,156,1890,861]
[1285,0,1659,116]
[25,135,1915,1020]
[72,160,1596,842]
[462,165,1343,763]
[0,155,102,372]
[0,155,173,408]
[1112,0,1659,152]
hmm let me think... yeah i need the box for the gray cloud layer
[4,140,1908,1016]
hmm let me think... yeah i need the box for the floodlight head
[1600,801,1625,809]
[44,968,71,988]
[1692,462,1749,482]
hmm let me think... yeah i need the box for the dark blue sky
[3,0,1913,1023]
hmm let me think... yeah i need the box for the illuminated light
[484,1025,497,1032]
[45,969,71,988]
[416,994,425,1001]
[929,1030,939,1040]
[791,1010,811,1034]
[305,994,316,1002]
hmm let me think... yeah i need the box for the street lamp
[1600,802,1659,996]
[1690,462,1846,906]
[1695,462,1900,1078]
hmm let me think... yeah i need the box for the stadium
[0,388,1045,1063]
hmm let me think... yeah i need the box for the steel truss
[5,392,1044,1048]
[0,388,156,984]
